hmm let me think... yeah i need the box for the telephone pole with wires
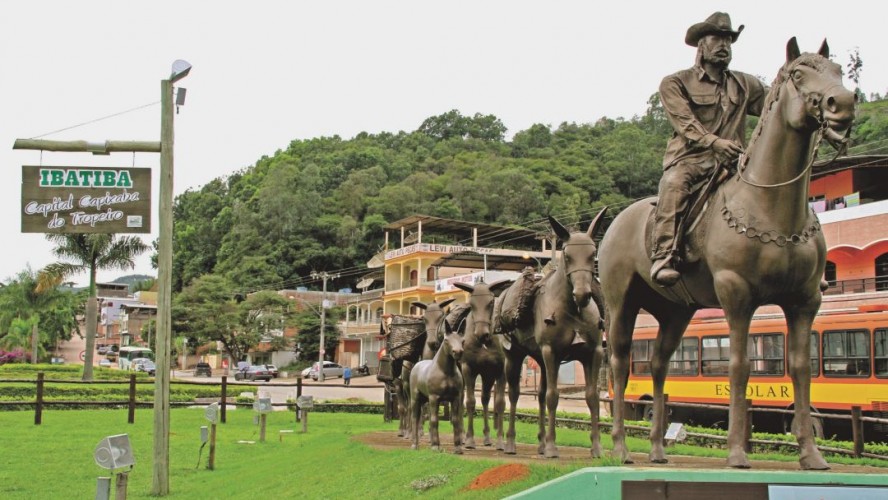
[310,271,339,382]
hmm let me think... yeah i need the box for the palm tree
[39,234,149,381]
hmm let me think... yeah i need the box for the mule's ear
[412,301,428,311]
[818,38,830,58]
[786,36,801,62]
[585,206,609,238]
[489,279,514,297]
[443,317,453,335]
[453,282,474,294]
[548,215,572,242]
[439,298,456,310]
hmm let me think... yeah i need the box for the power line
[30,101,161,139]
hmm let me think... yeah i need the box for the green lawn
[0,409,604,499]
[1,407,884,499]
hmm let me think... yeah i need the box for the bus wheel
[783,410,824,439]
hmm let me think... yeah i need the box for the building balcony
[824,276,888,296]
[385,279,436,292]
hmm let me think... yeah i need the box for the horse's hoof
[504,443,517,455]
[484,438,492,447]
[431,445,440,452]
[611,450,633,464]
[800,454,830,470]
[590,446,603,459]
[453,448,463,455]
[727,450,751,469]
[544,444,559,459]
[650,457,668,464]
[465,437,476,449]
[411,444,418,450]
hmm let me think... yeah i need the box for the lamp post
[153,59,191,496]
[310,271,339,382]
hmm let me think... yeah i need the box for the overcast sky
[2,1,886,287]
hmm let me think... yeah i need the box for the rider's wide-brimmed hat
[685,12,744,46]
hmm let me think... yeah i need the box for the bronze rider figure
[651,12,767,286]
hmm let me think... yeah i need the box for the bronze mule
[413,299,457,360]
[452,280,511,450]
[599,38,856,469]
[497,208,609,457]
[409,318,466,453]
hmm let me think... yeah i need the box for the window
[810,332,819,378]
[877,254,888,291]
[748,333,784,376]
[669,337,699,375]
[824,261,837,287]
[426,267,436,282]
[631,339,654,375]
[875,329,888,378]
[702,336,730,375]
[822,329,870,377]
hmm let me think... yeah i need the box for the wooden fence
[1,372,886,461]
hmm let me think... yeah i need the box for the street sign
[21,165,152,234]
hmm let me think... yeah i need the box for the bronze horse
[497,209,608,457]
[599,38,856,469]
[452,280,511,450]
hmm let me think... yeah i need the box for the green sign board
[21,165,151,234]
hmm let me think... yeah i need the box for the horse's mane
[741,53,830,170]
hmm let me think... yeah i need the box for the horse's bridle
[738,59,850,189]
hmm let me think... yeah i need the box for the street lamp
[310,271,339,382]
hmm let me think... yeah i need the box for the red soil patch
[466,463,531,490]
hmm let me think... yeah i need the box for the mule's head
[453,279,511,344]
[441,318,464,362]
[782,37,856,140]
[549,207,608,310]
[412,298,456,350]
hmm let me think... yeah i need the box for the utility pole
[153,60,191,496]
[310,271,338,382]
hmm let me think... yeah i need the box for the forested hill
[170,98,888,294]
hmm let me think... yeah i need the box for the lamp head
[170,59,192,83]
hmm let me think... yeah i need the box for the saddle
[646,163,733,269]
[493,268,541,336]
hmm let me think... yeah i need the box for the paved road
[177,372,607,417]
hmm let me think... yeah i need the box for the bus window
[669,337,698,375]
[822,329,870,377]
[810,332,819,378]
[702,336,730,375]
[875,328,888,378]
[631,339,653,375]
[748,333,784,376]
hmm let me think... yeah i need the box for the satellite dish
[356,278,373,289]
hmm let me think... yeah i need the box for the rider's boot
[651,257,680,287]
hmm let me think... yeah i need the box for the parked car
[265,364,279,378]
[131,358,156,376]
[97,344,109,355]
[194,362,212,377]
[234,365,272,382]
[309,361,344,380]
[98,358,113,368]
